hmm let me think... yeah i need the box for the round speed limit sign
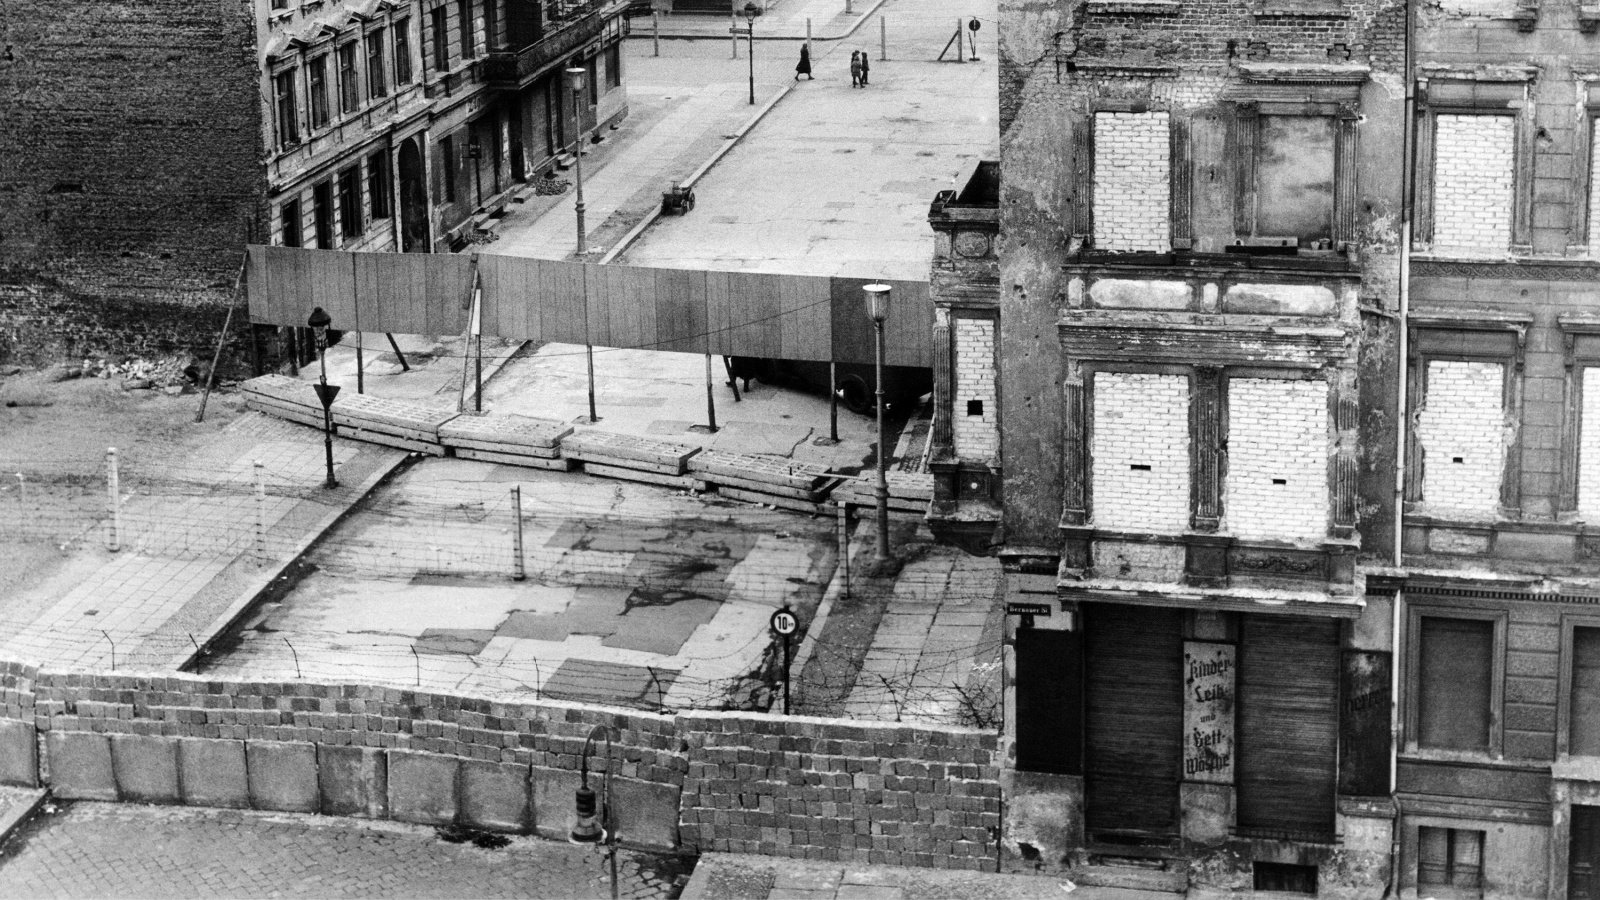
[770,608,798,636]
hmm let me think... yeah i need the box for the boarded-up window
[1419,826,1484,893]
[1573,627,1600,757]
[1417,617,1493,751]
[1256,116,1334,246]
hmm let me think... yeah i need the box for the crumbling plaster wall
[996,0,1406,549]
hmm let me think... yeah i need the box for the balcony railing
[480,0,620,88]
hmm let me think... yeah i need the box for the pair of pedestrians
[792,46,871,87]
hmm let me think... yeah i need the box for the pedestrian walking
[849,51,862,88]
[795,44,814,80]
[860,50,870,85]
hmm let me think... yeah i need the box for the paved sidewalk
[0,802,693,899]
[638,0,892,41]
[681,853,1176,900]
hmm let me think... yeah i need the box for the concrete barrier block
[531,766,582,843]
[387,750,459,827]
[319,744,388,819]
[0,720,38,787]
[45,732,116,800]
[111,734,181,804]
[246,741,319,813]
[461,759,530,834]
[178,738,249,808]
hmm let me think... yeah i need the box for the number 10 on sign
[771,606,798,714]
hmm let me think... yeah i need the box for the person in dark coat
[795,44,814,80]
[860,50,870,85]
[850,51,862,88]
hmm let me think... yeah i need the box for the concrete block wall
[0,658,1001,868]
[1092,112,1171,253]
[1581,367,1600,522]
[1225,378,1330,541]
[676,711,1000,871]
[1432,114,1514,257]
[953,317,998,462]
[1092,372,1190,531]
[1418,360,1505,517]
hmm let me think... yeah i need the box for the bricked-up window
[338,168,363,240]
[1417,616,1493,751]
[430,7,449,71]
[1573,627,1600,757]
[273,70,299,148]
[368,151,392,219]
[279,198,302,248]
[1091,372,1190,531]
[307,56,330,129]
[393,18,414,85]
[313,180,335,249]
[1225,378,1329,541]
[605,43,621,90]
[1432,114,1515,256]
[441,135,457,203]
[366,28,388,100]
[953,318,997,461]
[1418,827,1485,894]
[337,42,360,115]
[458,0,476,59]
[1091,111,1170,252]
[1416,360,1506,517]
[1254,116,1335,247]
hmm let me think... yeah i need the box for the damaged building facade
[931,0,1600,894]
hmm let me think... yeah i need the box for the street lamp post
[566,66,588,256]
[863,284,892,570]
[743,3,757,105]
[307,307,340,489]
[571,723,620,900]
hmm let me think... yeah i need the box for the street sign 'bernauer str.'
[1183,642,1235,784]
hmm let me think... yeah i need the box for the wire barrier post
[703,353,718,433]
[511,485,526,581]
[13,472,23,507]
[828,361,839,443]
[253,461,267,563]
[881,17,887,60]
[102,630,116,671]
[106,447,121,552]
[730,9,738,58]
[838,502,851,600]
[411,645,422,687]
[653,10,660,56]
[284,637,302,678]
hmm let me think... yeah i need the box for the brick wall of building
[1092,372,1190,531]
[1580,367,1600,522]
[1431,114,1514,257]
[0,0,265,364]
[0,659,1001,868]
[1418,360,1505,517]
[1225,378,1329,541]
[1092,112,1170,253]
[953,317,998,461]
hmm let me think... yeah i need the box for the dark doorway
[509,100,526,182]
[1015,628,1081,775]
[1575,807,1600,900]
[397,137,429,252]
[312,180,334,249]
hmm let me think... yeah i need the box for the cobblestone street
[0,802,692,899]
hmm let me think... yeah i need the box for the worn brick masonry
[1092,112,1171,253]
[953,318,998,462]
[1092,372,1189,531]
[1431,114,1514,258]
[1418,360,1505,517]
[1225,378,1329,542]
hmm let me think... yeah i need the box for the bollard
[652,10,660,56]
[731,9,738,58]
[806,17,812,49]
[106,447,121,552]
[13,473,23,507]
[511,485,526,581]
[957,19,965,63]
[254,461,267,563]
[880,17,887,60]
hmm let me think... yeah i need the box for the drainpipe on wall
[1384,0,1418,894]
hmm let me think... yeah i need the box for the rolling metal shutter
[1084,604,1182,838]
[1237,616,1339,839]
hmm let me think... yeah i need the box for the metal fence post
[838,501,850,600]
[511,485,526,581]
[106,447,121,552]
[254,460,267,563]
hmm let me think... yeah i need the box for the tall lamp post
[566,66,588,256]
[307,307,340,489]
[571,723,620,900]
[863,284,892,571]
[742,2,757,105]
